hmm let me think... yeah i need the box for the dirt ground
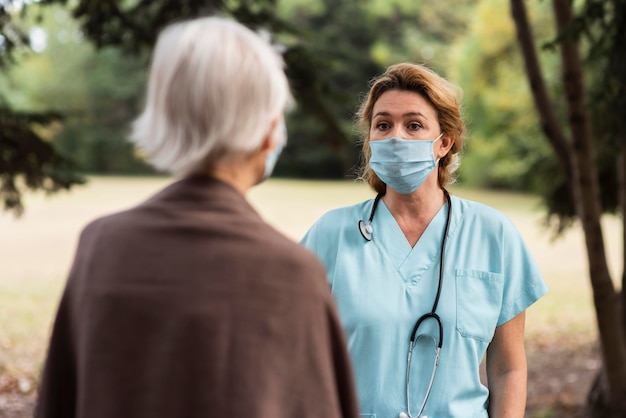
[525,337,601,417]
[0,335,601,418]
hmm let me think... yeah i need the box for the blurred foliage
[0,0,623,222]
[530,0,625,234]
[449,0,625,237]
[0,1,85,216]
[1,5,152,174]
[1,0,477,182]
[0,106,84,216]
[450,0,559,193]
[37,0,360,178]
[276,0,475,178]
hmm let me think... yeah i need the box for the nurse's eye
[407,122,423,131]
[375,122,391,131]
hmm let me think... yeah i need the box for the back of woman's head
[130,16,292,176]
[357,63,466,193]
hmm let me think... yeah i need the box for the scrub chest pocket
[455,269,504,342]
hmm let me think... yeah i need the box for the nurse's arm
[486,311,527,418]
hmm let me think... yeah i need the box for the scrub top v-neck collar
[370,198,451,286]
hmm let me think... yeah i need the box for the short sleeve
[300,219,335,287]
[497,218,548,325]
[300,206,356,289]
[300,221,319,257]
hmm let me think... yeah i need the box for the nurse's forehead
[372,90,437,119]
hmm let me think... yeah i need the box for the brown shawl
[35,176,359,418]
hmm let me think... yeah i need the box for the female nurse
[301,63,548,418]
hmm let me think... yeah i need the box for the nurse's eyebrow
[373,111,428,119]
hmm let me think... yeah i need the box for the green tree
[4,0,479,187]
[39,0,357,175]
[275,0,385,178]
[35,0,476,179]
[0,2,84,216]
[51,47,151,174]
[511,0,626,415]
[2,0,482,211]
[2,5,152,174]
[277,0,475,178]
[2,0,345,212]
[448,0,555,191]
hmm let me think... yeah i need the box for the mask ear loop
[432,132,444,166]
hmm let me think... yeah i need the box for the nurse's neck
[383,184,448,247]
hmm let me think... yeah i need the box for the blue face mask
[369,133,443,194]
[263,120,287,180]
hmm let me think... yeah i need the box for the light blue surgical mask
[263,120,287,180]
[369,133,443,194]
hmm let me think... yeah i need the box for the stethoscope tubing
[359,189,452,418]
[406,343,441,418]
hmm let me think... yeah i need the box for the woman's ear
[438,134,454,158]
[260,133,273,153]
[260,116,282,152]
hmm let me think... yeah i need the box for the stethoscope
[358,189,452,418]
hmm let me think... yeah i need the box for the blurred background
[1,0,624,417]
[1,0,561,189]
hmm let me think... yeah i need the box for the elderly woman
[35,17,358,418]
[301,63,547,418]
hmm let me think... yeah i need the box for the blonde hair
[356,63,465,194]
[130,16,293,176]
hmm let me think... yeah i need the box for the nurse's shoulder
[452,194,528,243]
[303,200,373,239]
[300,199,373,256]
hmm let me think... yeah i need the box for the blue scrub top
[301,195,547,418]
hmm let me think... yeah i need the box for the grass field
[0,176,622,395]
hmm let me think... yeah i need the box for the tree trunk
[614,2,626,348]
[620,147,626,346]
[511,0,626,415]
[510,0,573,176]
[552,1,626,414]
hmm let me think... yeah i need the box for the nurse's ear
[436,133,454,159]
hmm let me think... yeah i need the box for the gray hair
[130,17,293,176]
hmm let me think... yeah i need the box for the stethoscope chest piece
[359,194,382,242]
[358,220,373,241]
